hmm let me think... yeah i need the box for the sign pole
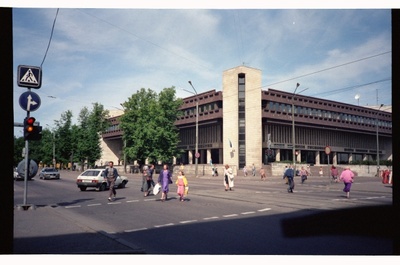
[23,109,30,207]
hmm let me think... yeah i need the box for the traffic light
[23,117,42,141]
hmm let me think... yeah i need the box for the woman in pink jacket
[339,166,355,198]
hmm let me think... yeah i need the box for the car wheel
[99,183,107,191]
[119,181,127,189]
[79,187,87,191]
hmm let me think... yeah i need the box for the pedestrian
[157,164,173,202]
[284,165,295,193]
[330,165,339,182]
[149,164,155,187]
[319,166,323,177]
[300,166,308,184]
[214,166,218,176]
[243,166,248,177]
[259,167,266,180]
[176,170,188,202]
[103,161,119,201]
[283,165,289,184]
[339,166,355,198]
[306,165,312,177]
[252,163,256,177]
[142,165,152,197]
[224,164,235,191]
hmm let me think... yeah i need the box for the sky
[9,1,393,137]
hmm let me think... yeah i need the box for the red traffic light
[24,117,42,141]
[26,117,35,125]
[25,117,35,133]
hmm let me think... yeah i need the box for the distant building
[98,66,392,171]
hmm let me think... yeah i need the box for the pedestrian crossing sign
[17,65,42,88]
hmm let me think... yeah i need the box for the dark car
[39,167,61,180]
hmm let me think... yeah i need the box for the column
[276,149,281,162]
[188,150,193,165]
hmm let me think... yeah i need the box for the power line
[264,51,391,88]
[40,8,59,68]
[310,78,392,97]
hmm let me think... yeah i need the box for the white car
[76,169,128,191]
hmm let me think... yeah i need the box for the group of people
[104,160,357,202]
[141,164,189,202]
[283,164,355,198]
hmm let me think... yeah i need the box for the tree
[13,136,24,167]
[75,103,110,170]
[54,110,74,168]
[120,87,183,165]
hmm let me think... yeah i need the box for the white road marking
[154,223,174,228]
[180,220,198,224]
[223,214,238,218]
[258,208,271,212]
[241,211,256,215]
[126,200,139,203]
[65,205,81,209]
[203,216,219,220]
[87,203,102,207]
[125,228,148,233]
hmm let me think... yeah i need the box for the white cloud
[12,8,392,136]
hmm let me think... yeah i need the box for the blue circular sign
[19,91,41,112]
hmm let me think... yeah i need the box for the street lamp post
[292,83,300,171]
[376,103,383,177]
[188,81,199,178]
[47,124,55,168]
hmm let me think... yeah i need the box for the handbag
[153,183,161,195]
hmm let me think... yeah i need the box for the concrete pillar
[188,150,193,165]
[276,149,281,162]
[316,151,320,165]
[207,149,212,165]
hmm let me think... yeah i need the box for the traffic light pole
[23,134,29,206]
[23,110,30,207]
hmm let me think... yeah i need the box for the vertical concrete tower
[222,66,262,172]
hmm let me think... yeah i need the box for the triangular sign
[20,69,38,84]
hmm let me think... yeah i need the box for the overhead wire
[263,51,391,88]
[40,8,59,68]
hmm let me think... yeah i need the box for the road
[13,169,395,255]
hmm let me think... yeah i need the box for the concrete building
[99,65,392,176]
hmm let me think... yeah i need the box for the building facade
[98,66,392,173]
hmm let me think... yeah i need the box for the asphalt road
[12,169,396,256]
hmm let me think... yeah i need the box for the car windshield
[82,170,102,176]
[43,168,57,172]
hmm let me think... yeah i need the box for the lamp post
[376,103,383,177]
[47,124,55,168]
[188,81,199,178]
[292,83,300,171]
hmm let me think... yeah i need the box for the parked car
[76,169,128,191]
[39,167,61,180]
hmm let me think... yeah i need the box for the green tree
[54,110,74,168]
[13,136,25,167]
[120,87,182,165]
[75,103,110,170]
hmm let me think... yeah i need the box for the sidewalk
[13,205,145,254]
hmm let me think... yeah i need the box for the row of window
[267,101,392,128]
[181,102,219,116]
[265,123,390,150]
